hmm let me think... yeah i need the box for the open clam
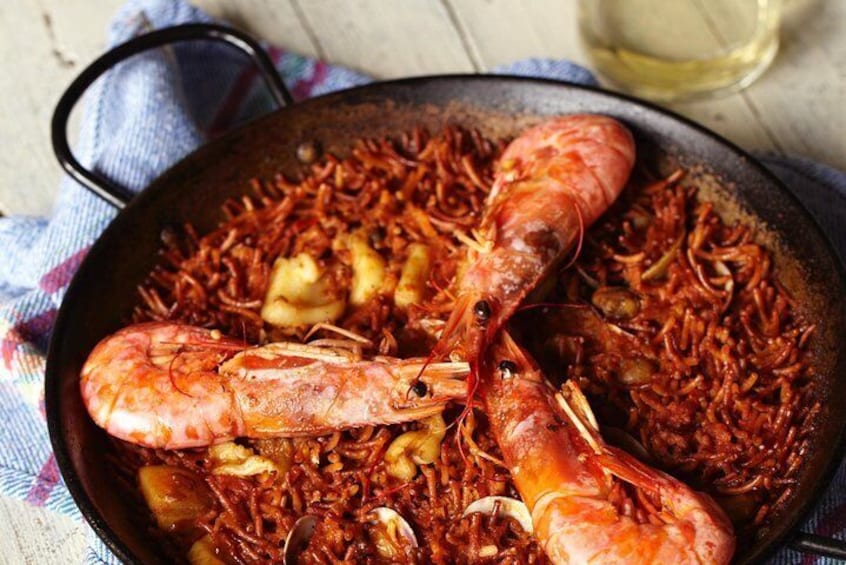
[462,496,533,533]
[369,507,418,559]
[283,515,318,565]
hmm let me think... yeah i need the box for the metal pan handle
[51,23,292,209]
[790,532,846,560]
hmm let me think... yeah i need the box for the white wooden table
[0,0,843,562]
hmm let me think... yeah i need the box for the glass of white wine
[578,0,782,101]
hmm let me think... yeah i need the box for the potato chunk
[208,442,279,477]
[394,243,432,309]
[347,232,387,306]
[138,466,214,533]
[261,253,345,328]
[187,535,227,565]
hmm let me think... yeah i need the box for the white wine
[578,0,781,101]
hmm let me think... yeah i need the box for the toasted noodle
[121,127,817,563]
[531,176,818,532]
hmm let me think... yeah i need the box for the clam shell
[284,515,317,565]
[462,496,533,533]
[370,506,418,547]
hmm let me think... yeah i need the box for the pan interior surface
[46,76,846,564]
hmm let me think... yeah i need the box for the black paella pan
[45,23,846,564]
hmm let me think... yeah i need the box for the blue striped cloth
[0,0,843,562]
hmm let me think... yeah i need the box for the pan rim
[45,73,846,565]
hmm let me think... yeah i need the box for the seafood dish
[80,115,817,563]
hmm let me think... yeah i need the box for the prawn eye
[498,359,517,379]
[411,380,428,397]
[474,300,492,323]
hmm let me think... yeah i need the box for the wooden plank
[0,1,121,560]
[0,0,122,216]
[447,0,784,157]
[732,0,846,168]
[0,495,86,564]
[3,0,845,218]
[294,0,475,77]
[669,0,845,168]
[193,0,318,58]
[668,97,779,154]
[445,0,587,70]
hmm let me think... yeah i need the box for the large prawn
[482,332,735,564]
[430,115,635,399]
[433,115,732,562]
[80,322,468,449]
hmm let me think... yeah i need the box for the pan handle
[790,532,846,560]
[51,23,292,210]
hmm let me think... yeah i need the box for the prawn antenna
[561,196,585,271]
[454,360,481,458]
[406,346,439,401]
[515,302,588,314]
[455,423,469,465]
[167,346,194,398]
[305,322,372,346]
[459,408,505,467]
[239,319,247,347]
[411,293,472,397]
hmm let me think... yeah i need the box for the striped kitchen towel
[0,0,843,563]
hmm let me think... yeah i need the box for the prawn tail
[557,382,661,486]
[596,445,736,561]
[595,449,672,492]
[559,382,689,492]
[559,381,735,548]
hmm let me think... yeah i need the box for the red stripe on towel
[39,248,88,295]
[209,46,285,136]
[291,60,328,100]
[2,309,57,369]
[24,455,60,507]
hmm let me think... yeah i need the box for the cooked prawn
[481,331,735,565]
[81,322,468,449]
[432,114,635,375]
